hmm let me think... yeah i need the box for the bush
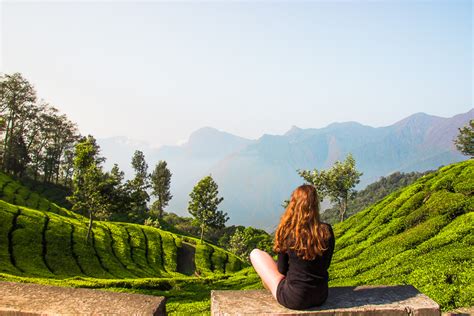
[195,243,213,274]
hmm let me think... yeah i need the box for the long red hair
[274,184,330,260]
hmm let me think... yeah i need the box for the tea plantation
[0,160,472,314]
[329,159,473,311]
[0,172,249,314]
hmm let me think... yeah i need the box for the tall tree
[60,149,75,187]
[126,150,150,222]
[0,73,79,183]
[0,73,37,175]
[67,135,109,242]
[298,168,328,200]
[454,119,474,157]
[104,164,131,221]
[188,175,229,242]
[299,153,362,222]
[150,160,173,218]
[42,111,78,184]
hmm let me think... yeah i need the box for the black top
[276,223,335,310]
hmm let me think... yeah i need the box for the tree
[103,164,131,221]
[126,150,150,222]
[299,153,362,222]
[321,170,430,224]
[228,228,247,258]
[229,226,273,261]
[188,175,229,242]
[0,73,37,175]
[298,168,329,199]
[67,135,109,242]
[454,120,474,157]
[150,160,172,218]
[0,73,79,183]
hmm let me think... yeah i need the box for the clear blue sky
[1,1,472,147]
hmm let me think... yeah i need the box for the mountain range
[98,109,473,230]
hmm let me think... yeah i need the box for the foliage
[228,228,247,258]
[454,119,474,157]
[150,160,172,219]
[299,153,363,222]
[0,169,245,283]
[125,150,150,223]
[322,170,431,224]
[188,175,229,242]
[144,217,161,229]
[0,72,37,176]
[0,73,79,182]
[67,135,109,241]
[229,227,273,261]
[160,212,201,237]
[104,164,132,222]
[328,159,473,311]
[19,177,72,209]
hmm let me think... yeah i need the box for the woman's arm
[277,252,289,275]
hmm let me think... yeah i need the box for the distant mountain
[99,109,473,231]
[98,136,157,177]
[153,127,253,213]
[98,127,254,215]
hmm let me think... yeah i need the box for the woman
[250,184,335,310]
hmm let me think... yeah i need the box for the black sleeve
[326,225,336,267]
[277,252,289,275]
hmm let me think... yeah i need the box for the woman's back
[250,185,336,311]
[276,223,335,309]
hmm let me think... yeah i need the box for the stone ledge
[0,281,166,315]
[211,285,440,315]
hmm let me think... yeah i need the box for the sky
[1,1,472,147]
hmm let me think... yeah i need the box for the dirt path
[176,242,196,276]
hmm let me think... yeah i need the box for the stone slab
[211,286,440,315]
[0,281,166,315]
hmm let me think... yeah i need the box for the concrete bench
[211,285,440,315]
[0,281,166,315]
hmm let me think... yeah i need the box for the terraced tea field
[0,172,248,313]
[328,160,474,310]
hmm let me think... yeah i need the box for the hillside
[0,171,244,278]
[0,171,247,314]
[0,172,81,220]
[0,160,472,313]
[322,170,431,224]
[329,159,473,310]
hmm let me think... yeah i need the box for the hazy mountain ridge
[99,109,473,230]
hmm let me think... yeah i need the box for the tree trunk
[2,95,15,172]
[3,115,14,173]
[339,197,348,222]
[2,122,10,172]
[200,224,205,242]
[158,206,163,219]
[86,212,93,243]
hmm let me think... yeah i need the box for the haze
[1,1,472,147]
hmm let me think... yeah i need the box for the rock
[211,285,440,315]
[0,281,166,315]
